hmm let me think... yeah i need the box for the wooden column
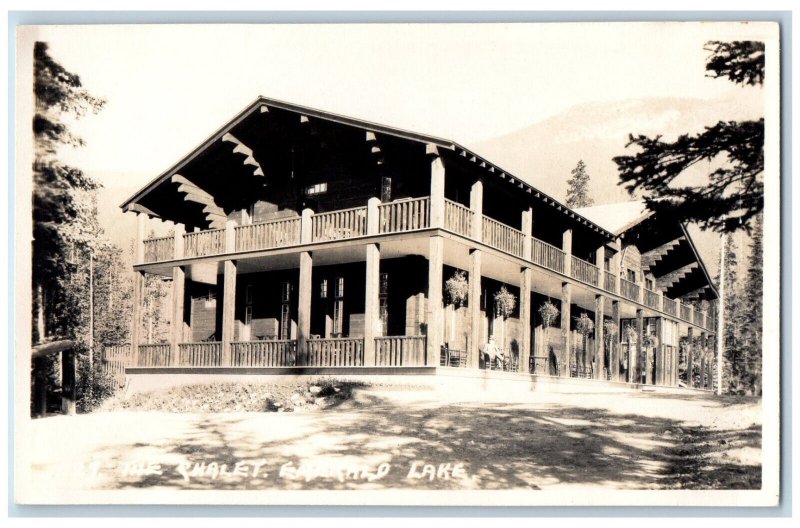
[470,179,483,242]
[655,317,664,385]
[522,207,533,261]
[169,265,186,366]
[297,251,313,365]
[560,282,572,377]
[130,270,145,366]
[429,145,445,229]
[594,295,605,380]
[613,239,623,293]
[301,208,314,244]
[611,300,621,381]
[468,249,482,368]
[596,245,606,285]
[363,243,380,366]
[220,261,237,366]
[562,229,573,276]
[135,212,147,264]
[635,308,644,384]
[520,267,532,373]
[427,236,444,366]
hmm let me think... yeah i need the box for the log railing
[531,238,565,274]
[482,216,524,258]
[178,342,223,366]
[183,229,225,258]
[305,338,364,367]
[662,297,677,316]
[235,217,301,252]
[312,206,367,242]
[375,336,427,366]
[620,278,640,302]
[644,289,660,310]
[231,340,297,367]
[444,199,473,238]
[570,257,600,287]
[603,271,617,294]
[379,197,430,234]
[143,236,174,263]
[137,343,171,367]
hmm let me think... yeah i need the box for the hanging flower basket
[493,286,516,318]
[444,270,469,308]
[574,313,595,336]
[643,334,658,348]
[624,323,638,344]
[539,300,559,329]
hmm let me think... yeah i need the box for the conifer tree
[566,160,594,208]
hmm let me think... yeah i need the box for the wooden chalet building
[114,96,718,389]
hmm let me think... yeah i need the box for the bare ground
[25,385,761,493]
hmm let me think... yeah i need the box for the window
[281,282,291,303]
[333,277,344,337]
[305,182,328,196]
[627,269,637,283]
[335,277,344,298]
[242,285,254,341]
[245,284,253,304]
[381,177,392,202]
[320,279,328,299]
[645,278,654,290]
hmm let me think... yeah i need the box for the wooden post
[33,356,48,416]
[614,239,623,293]
[427,236,444,366]
[522,207,533,261]
[611,300,621,381]
[174,223,185,260]
[520,267,532,373]
[61,349,76,415]
[595,244,605,286]
[595,295,605,380]
[428,145,445,229]
[130,270,145,366]
[301,208,314,244]
[297,251,313,365]
[560,282,572,377]
[562,229,573,276]
[367,197,380,236]
[468,249,482,368]
[136,212,147,264]
[686,326,694,388]
[363,243,380,365]
[170,265,186,365]
[470,179,483,242]
[635,308,644,384]
[220,261,237,366]
[655,317,664,385]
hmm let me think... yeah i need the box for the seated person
[482,336,502,369]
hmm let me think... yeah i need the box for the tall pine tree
[741,214,763,395]
[565,160,594,208]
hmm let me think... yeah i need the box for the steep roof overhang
[120,96,615,240]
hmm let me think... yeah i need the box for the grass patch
[103,379,367,413]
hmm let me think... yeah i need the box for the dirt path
[24,388,761,496]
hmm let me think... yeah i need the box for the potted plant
[538,300,560,374]
[493,286,516,318]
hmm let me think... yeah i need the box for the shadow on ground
[88,391,761,491]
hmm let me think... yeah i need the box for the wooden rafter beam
[221,133,264,177]
[171,174,227,229]
[656,262,699,290]
[642,237,686,271]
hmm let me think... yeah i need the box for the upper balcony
[138,195,714,332]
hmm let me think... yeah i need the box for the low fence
[312,206,367,242]
[305,338,364,366]
[235,218,301,251]
[178,342,223,367]
[379,197,430,234]
[101,344,133,386]
[375,336,427,366]
[137,343,171,367]
[231,340,296,367]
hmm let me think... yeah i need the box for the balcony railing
[571,257,600,287]
[444,199,473,238]
[680,305,692,321]
[620,278,640,302]
[231,340,297,367]
[482,216,524,258]
[137,343,171,367]
[375,335,427,366]
[306,337,364,366]
[531,238,565,274]
[143,236,174,263]
[378,196,430,234]
[235,217,301,252]
[179,342,223,366]
[644,289,660,310]
[312,206,367,242]
[184,229,225,258]
[603,271,617,294]
[663,297,677,316]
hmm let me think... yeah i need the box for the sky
[20,22,774,277]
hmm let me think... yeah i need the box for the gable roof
[575,200,653,237]
[120,96,615,239]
